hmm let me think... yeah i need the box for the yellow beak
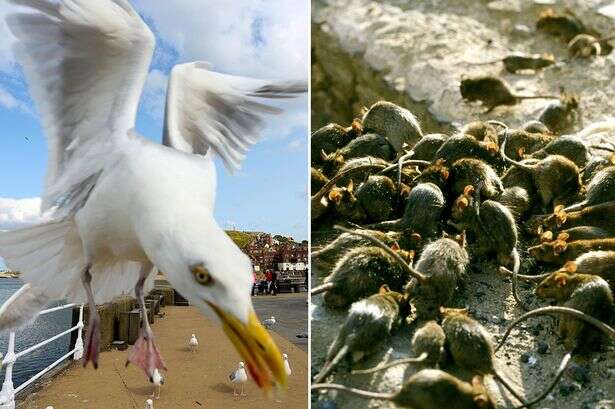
[207,302,287,396]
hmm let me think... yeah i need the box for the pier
[8,294,307,408]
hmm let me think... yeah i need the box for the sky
[0,0,309,270]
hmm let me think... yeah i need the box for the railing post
[0,332,16,409]
[73,304,84,361]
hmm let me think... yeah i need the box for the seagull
[145,399,153,409]
[189,334,198,352]
[263,316,276,329]
[229,362,248,397]
[150,368,164,399]
[0,0,304,394]
[283,353,291,377]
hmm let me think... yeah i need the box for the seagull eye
[191,264,214,286]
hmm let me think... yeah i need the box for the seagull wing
[6,0,154,215]
[163,61,307,172]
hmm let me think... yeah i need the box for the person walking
[271,270,279,295]
[265,270,273,295]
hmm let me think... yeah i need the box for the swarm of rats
[310,98,615,409]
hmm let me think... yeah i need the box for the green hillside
[225,231,256,249]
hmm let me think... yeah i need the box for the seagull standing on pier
[145,399,154,409]
[189,334,198,352]
[0,0,304,394]
[263,316,276,329]
[283,353,292,377]
[229,362,248,397]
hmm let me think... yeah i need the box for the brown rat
[434,135,504,171]
[311,167,329,194]
[537,94,580,135]
[529,235,615,265]
[440,307,527,405]
[467,52,556,73]
[527,134,588,168]
[410,133,449,161]
[351,320,446,374]
[320,133,396,177]
[313,245,414,309]
[312,122,360,166]
[535,201,615,235]
[536,8,584,42]
[448,158,504,201]
[313,285,408,383]
[564,166,615,212]
[311,228,405,276]
[312,369,496,409]
[496,186,532,221]
[534,272,614,351]
[328,176,397,223]
[460,76,558,113]
[461,121,499,145]
[361,101,423,153]
[499,129,554,161]
[501,133,582,211]
[365,182,446,241]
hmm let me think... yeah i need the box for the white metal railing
[0,304,84,409]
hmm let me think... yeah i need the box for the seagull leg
[241,383,246,397]
[126,263,167,379]
[82,264,101,369]
[156,385,161,400]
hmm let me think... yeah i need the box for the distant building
[243,233,308,274]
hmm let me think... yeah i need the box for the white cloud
[0,197,47,230]
[0,85,31,115]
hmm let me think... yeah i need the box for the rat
[311,228,408,275]
[538,225,612,242]
[312,121,361,166]
[582,155,615,184]
[553,251,615,290]
[536,8,585,42]
[466,52,556,73]
[448,158,504,201]
[336,226,469,321]
[499,129,554,161]
[320,133,396,177]
[567,33,615,58]
[501,133,582,211]
[351,320,447,374]
[534,271,614,352]
[312,369,496,409]
[361,101,423,153]
[365,182,445,241]
[450,186,527,310]
[313,285,408,383]
[564,166,615,212]
[461,121,500,145]
[328,176,397,224]
[529,235,615,265]
[460,76,558,113]
[496,186,532,221]
[434,135,504,171]
[521,120,552,135]
[410,133,449,161]
[501,160,539,195]
[536,201,615,235]
[527,134,588,168]
[537,95,580,135]
[440,307,527,405]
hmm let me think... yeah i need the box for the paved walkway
[17,303,307,409]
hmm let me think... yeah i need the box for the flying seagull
[229,362,248,397]
[0,0,305,394]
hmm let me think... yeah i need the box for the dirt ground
[18,302,308,409]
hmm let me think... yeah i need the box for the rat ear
[456,230,466,247]
[378,284,391,294]
[410,233,422,242]
[555,209,567,227]
[440,169,449,180]
[557,232,569,242]
[540,231,554,243]
[350,118,363,134]
[320,149,329,161]
[564,261,577,273]
[457,196,469,211]
[347,179,354,193]
[517,147,525,158]
[486,142,498,154]
[463,185,475,196]
[407,250,416,260]
[390,241,401,251]
[554,273,568,287]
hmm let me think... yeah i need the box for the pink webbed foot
[83,314,101,369]
[125,330,167,379]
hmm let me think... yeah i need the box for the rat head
[328,180,367,221]
[451,185,476,222]
[535,264,577,300]
[439,306,469,319]
[416,159,449,190]
[320,150,345,175]
[528,232,569,262]
[151,217,286,395]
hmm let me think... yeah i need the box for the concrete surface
[18,304,307,409]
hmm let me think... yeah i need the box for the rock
[537,341,550,354]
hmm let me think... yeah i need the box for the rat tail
[351,352,428,375]
[509,249,531,311]
[311,382,394,400]
[311,282,334,295]
[498,267,550,283]
[313,344,349,384]
[493,372,528,406]
[496,306,615,352]
[514,351,572,409]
